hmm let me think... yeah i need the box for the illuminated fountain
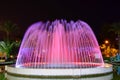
[7,20,112,78]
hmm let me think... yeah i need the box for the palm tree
[0,21,18,41]
[109,22,120,54]
[0,41,20,59]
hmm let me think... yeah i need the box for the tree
[0,21,18,41]
[0,21,21,60]
[100,44,118,57]
[99,24,116,45]
[109,22,120,54]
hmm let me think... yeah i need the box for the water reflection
[7,73,113,80]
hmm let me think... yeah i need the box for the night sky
[0,0,120,38]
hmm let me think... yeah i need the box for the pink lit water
[16,20,104,68]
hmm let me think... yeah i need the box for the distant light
[105,40,109,44]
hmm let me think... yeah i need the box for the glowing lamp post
[104,40,110,57]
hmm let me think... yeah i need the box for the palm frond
[0,41,20,57]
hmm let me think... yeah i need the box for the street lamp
[104,40,110,57]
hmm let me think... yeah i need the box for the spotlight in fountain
[7,20,112,78]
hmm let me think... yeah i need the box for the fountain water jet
[16,20,104,68]
[7,20,112,78]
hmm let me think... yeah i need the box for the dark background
[0,0,120,39]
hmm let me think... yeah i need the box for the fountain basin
[7,63,112,77]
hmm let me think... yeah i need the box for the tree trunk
[6,31,9,41]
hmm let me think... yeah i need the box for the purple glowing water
[16,20,104,68]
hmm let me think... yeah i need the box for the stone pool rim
[6,63,112,78]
